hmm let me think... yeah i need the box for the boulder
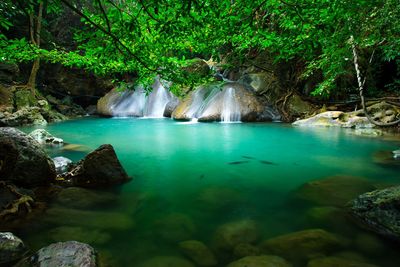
[173,82,274,122]
[0,232,26,265]
[14,89,37,109]
[0,127,56,187]
[293,111,373,128]
[213,219,259,251]
[307,257,378,267]
[286,94,314,118]
[260,229,346,264]
[0,63,19,83]
[29,129,64,145]
[163,97,180,117]
[198,83,266,122]
[63,144,131,187]
[138,256,195,267]
[179,240,217,266]
[348,186,400,241]
[227,255,292,267]
[182,58,210,78]
[30,241,97,267]
[53,156,73,174]
[0,107,47,126]
[292,175,376,207]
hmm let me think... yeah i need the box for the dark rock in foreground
[64,144,131,187]
[0,127,56,187]
[29,241,97,267]
[348,186,400,241]
[0,232,26,265]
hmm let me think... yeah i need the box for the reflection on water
[15,118,400,267]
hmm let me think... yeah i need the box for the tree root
[275,89,294,121]
[0,182,34,220]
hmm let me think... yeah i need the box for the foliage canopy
[0,0,399,96]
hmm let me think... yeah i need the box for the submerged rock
[138,256,195,267]
[260,229,346,264]
[227,255,292,267]
[233,243,261,259]
[307,256,378,267]
[0,127,56,187]
[45,207,134,230]
[29,129,63,145]
[49,226,111,245]
[54,187,117,209]
[293,175,376,207]
[0,232,26,265]
[179,240,217,266]
[30,241,97,267]
[63,144,131,187]
[196,186,243,211]
[372,150,400,168]
[213,219,259,251]
[53,156,73,174]
[154,213,197,242]
[348,186,400,241]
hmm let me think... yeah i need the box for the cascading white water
[143,79,173,118]
[110,88,146,117]
[106,78,174,118]
[220,87,241,122]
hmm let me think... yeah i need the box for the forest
[0,1,400,267]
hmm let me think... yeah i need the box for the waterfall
[109,88,146,117]
[220,87,241,122]
[106,78,175,118]
[184,87,208,118]
[143,79,173,118]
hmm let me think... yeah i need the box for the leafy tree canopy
[0,0,399,96]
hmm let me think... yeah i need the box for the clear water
[15,118,400,267]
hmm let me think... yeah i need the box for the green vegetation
[0,0,399,96]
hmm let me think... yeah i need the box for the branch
[95,0,111,33]
[137,0,161,22]
[59,0,156,72]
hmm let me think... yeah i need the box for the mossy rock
[179,240,217,266]
[260,229,347,264]
[48,226,111,245]
[45,207,134,230]
[293,175,376,207]
[227,255,292,267]
[307,257,378,267]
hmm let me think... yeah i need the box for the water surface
[17,118,400,266]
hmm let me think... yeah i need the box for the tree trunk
[350,35,400,127]
[26,2,43,96]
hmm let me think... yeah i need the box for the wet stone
[260,229,347,264]
[0,232,26,265]
[293,175,376,207]
[307,257,378,267]
[227,255,292,267]
[179,240,217,266]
